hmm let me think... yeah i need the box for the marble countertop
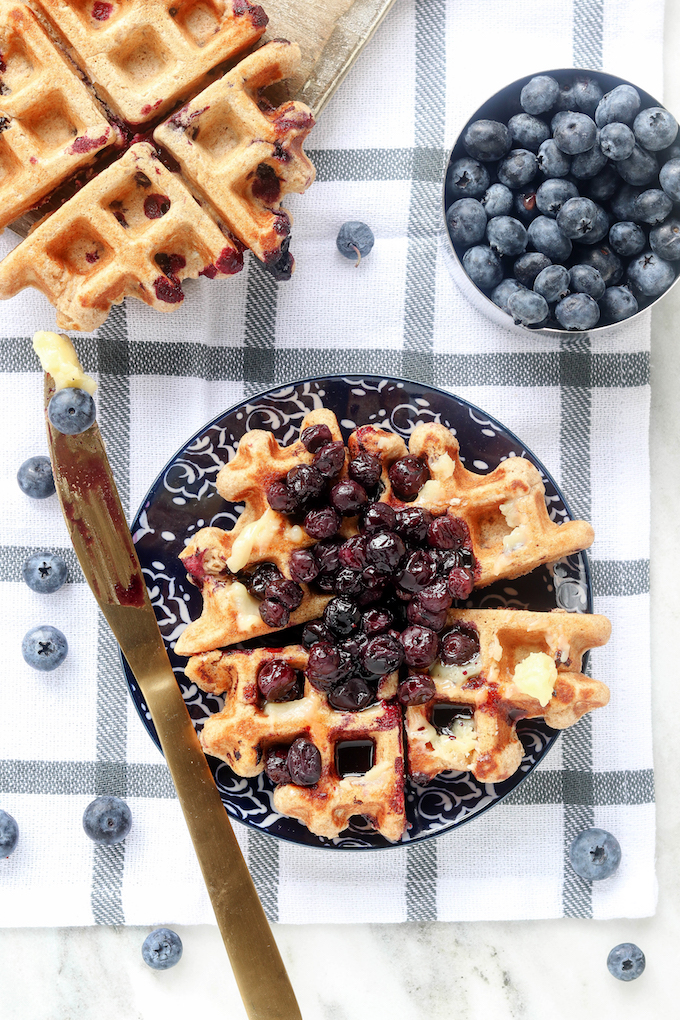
[2,12,679,1020]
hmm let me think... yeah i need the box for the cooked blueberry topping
[388,455,429,500]
[427,515,469,551]
[289,548,319,583]
[400,625,439,669]
[360,502,397,535]
[396,548,438,594]
[406,599,448,631]
[328,677,374,712]
[287,737,322,785]
[330,479,368,516]
[365,531,406,574]
[440,625,480,665]
[312,440,345,479]
[246,563,281,599]
[323,596,361,637]
[338,536,368,570]
[362,633,404,675]
[301,423,332,452]
[397,674,436,706]
[307,641,346,689]
[259,598,289,628]
[349,451,381,489]
[287,463,325,506]
[301,620,331,648]
[304,506,340,539]
[264,745,292,784]
[361,607,393,636]
[257,658,300,701]
[264,577,303,610]
[266,479,297,513]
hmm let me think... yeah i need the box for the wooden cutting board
[260,0,397,112]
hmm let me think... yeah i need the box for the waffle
[349,421,595,585]
[405,607,611,785]
[186,644,405,841]
[175,409,595,654]
[175,407,342,655]
[0,2,120,231]
[33,0,268,126]
[0,141,244,330]
[153,39,316,270]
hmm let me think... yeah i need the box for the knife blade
[43,373,302,1020]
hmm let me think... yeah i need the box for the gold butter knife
[43,371,302,1020]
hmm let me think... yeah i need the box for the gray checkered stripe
[2,0,652,924]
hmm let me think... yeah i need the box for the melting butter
[229,581,263,630]
[512,652,556,707]
[33,331,97,394]
[227,508,280,573]
[430,655,482,686]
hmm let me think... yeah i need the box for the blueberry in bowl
[442,68,680,335]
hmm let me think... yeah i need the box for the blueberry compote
[229,428,479,728]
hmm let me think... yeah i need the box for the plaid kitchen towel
[0,0,660,924]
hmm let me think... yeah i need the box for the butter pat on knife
[33,330,97,395]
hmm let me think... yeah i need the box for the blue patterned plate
[123,375,591,849]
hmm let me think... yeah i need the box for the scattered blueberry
[22,552,68,594]
[48,387,96,435]
[569,827,621,880]
[142,928,183,970]
[0,810,18,857]
[22,625,68,671]
[83,795,132,844]
[336,221,374,265]
[17,456,55,499]
[607,943,645,982]
[555,292,600,330]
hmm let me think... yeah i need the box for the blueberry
[512,252,551,287]
[47,387,96,435]
[633,188,673,225]
[650,218,680,261]
[533,264,570,303]
[659,157,680,200]
[336,221,374,263]
[535,178,578,218]
[512,189,539,225]
[599,122,636,161]
[586,164,620,203]
[572,76,603,115]
[17,456,55,499]
[606,943,645,982]
[616,144,659,186]
[527,216,572,261]
[22,625,68,671]
[608,220,646,257]
[22,552,68,594]
[142,928,183,970]
[552,113,597,156]
[577,244,623,285]
[536,139,571,178]
[507,289,549,326]
[497,149,538,189]
[520,75,559,115]
[610,184,643,221]
[446,198,487,246]
[461,245,503,290]
[447,157,490,200]
[627,250,675,296]
[599,285,639,322]
[556,197,608,243]
[595,84,641,127]
[569,264,605,299]
[481,183,513,218]
[82,795,132,844]
[508,113,549,151]
[463,119,512,161]
[287,737,322,785]
[633,106,678,151]
[570,139,607,179]
[491,277,527,313]
[0,810,18,857]
[486,215,527,256]
[555,292,600,330]
[554,80,579,111]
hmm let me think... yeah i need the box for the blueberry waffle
[186,645,405,841]
[404,607,611,785]
[176,408,594,653]
[0,142,244,330]
[0,4,315,326]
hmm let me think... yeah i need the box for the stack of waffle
[175,409,611,841]
[0,1,316,329]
